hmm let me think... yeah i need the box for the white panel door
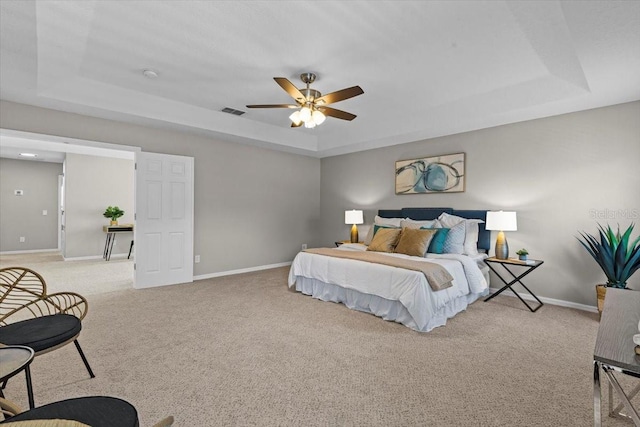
[135,152,194,288]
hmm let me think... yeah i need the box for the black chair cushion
[0,396,139,427]
[0,314,81,353]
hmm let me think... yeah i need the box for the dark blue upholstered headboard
[378,208,490,252]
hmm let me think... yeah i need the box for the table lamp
[485,211,517,260]
[345,210,364,243]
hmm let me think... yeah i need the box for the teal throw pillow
[422,227,450,254]
[373,224,397,237]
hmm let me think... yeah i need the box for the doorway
[0,128,195,292]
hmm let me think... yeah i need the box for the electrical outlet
[19,237,25,243]
[194,255,201,263]
[42,210,48,216]
[301,244,307,250]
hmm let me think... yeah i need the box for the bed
[288,207,491,332]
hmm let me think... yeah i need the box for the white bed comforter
[287,245,488,331]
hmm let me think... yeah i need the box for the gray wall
[0,100,322,275]
[320,101,640,307]
[64,153,134,259]
[0,158,62,252]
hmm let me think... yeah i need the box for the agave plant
[578,223,640,288]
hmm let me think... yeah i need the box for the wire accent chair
[0,267,95,382]
[0,396,174,427]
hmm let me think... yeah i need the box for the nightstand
[335,240,363,247]
[483,257,544,312]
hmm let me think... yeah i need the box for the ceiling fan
[246,73,364,128]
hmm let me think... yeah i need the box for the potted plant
[578,223,640,317]
[103,206,125,225]
[516,248,528,261]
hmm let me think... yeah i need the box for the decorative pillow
[394,228,437,257]
[422,227,450,254]
[364,216,404,245]
[367,228,402,253]
[400,219,438,229]
[440,221,465,254]
[373,224,397,236]
[437,212,484,256]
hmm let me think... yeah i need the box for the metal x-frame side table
[483,257,544,312]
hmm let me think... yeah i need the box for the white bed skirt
[294,276,489,333]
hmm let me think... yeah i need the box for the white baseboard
[194,261,292,281]
[0,248,59,255]
[64,253,131,261]
[489,287,598,313]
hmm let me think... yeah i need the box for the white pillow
[437,212,484,256]
[375,215,404,227]
[364,216,405,245]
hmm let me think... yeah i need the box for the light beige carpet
[0,251,133,295]
[2,267,637,426]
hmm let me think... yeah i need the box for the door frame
[0,129,194,289]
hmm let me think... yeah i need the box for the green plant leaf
[579,223,640,287]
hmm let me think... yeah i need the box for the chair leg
[74,340,95,378]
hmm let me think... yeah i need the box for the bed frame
[378,207,490,252]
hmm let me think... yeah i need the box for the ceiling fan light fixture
[246,73,363,129]
[300,106,312,122]
[312,110,326,125]
[289,110,302,125]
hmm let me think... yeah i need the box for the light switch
[14,190,23,196]
[42,210,48,216]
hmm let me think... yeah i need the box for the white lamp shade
[300,106,312,122]
[345,210,364,225]
[289,110,302,125]
[485,211,517,231]
[312,110,326,125]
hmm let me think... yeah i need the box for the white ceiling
[1,1,639,158]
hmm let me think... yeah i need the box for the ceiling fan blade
[315,86,363,105]
[318,106,357,121]
[246,104,299,109]
[274,77,306,102]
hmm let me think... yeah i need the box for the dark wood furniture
[335,240,363,247]
[593,288,640,426]
[483,257,544,312]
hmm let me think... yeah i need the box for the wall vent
[221,107,245,116]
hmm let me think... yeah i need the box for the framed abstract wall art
[395,152,465,194]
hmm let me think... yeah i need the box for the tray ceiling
[1,1,639,157]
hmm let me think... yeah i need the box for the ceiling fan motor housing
[300,88,321,103]
[300,72,317,85]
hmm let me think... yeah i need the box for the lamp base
[495,231,509,260]
[350,224,359,243]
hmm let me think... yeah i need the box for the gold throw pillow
[367,228,402,253]
[394,228,437,257]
